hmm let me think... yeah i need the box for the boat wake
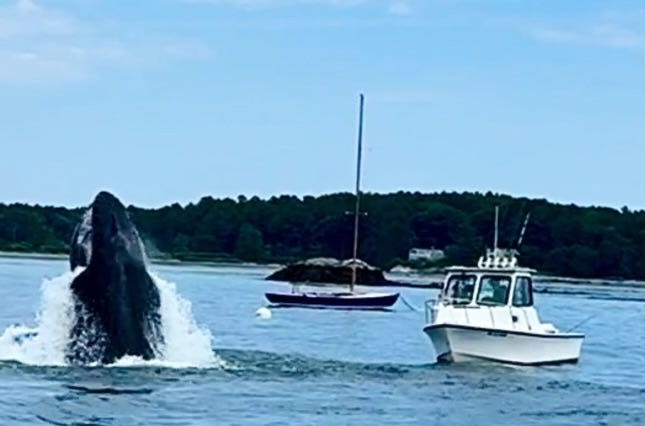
[0,270,221,368]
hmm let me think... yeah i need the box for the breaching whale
[67,191,162,364]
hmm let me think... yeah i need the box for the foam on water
[0,269,221,368]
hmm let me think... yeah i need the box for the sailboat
[264,94,400,309]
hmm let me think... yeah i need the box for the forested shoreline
[0,191,643,280]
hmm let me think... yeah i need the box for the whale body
[66,191,162,364]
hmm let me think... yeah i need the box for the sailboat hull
[265,291,399,309]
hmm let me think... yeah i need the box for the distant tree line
[0,191,643,280]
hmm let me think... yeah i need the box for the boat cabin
[440,267,534,309]
[426,249,555,333]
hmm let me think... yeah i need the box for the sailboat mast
[351,93,364,291]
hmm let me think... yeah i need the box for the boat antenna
[493,205,499,254]
[351,93,364,292]
[516,212,531,249]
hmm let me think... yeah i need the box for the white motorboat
[423,248,584,365]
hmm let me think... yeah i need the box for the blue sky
[0,0,643,209]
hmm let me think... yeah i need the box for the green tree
[234,223,265,262]
[1,191,644,280]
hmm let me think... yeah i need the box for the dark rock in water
[266,257,392,285]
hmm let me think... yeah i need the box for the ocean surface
[0,257,643,425]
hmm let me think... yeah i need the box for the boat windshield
[512,276,533,307]
[443,274,476,305]
[477,275,511,306]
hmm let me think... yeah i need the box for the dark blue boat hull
[265,292,400,309]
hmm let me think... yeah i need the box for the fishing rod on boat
[565,305,645,333]
[565,314,596,333]
[515,212,531,249]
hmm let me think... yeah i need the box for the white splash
[0,269,78,366]
[151,273,220,367]
[0,269,221,369]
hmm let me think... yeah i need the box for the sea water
[0,257,643,425]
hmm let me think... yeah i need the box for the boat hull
[265,292,399,309]
[423,324,584,366]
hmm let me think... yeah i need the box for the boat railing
[424,299,431,323]
[424,298,440,323]
[477,249,519,269]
